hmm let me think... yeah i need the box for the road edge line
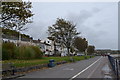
[69,56,102,80]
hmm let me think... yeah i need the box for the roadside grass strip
[2,56,94,68]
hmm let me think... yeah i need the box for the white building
[39,39,54,56]
[2,38,36,46]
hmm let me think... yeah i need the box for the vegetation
[1,1,34,31]
[87,45,95,55]
[1,1,97,70]
[2,42,94,68]
[1,1,34,44]
[3,56,94,68]
[2,42,43,60]
[2,42,16,60]
[48,18,79,56]
[73,37,88,54]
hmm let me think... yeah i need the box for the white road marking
[87,57,101,78]
[69,57,102,80]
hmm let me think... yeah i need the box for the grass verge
[2,56,94,68]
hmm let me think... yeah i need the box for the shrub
[15,46,27,59]
[2,42,16,60]
[16,45,42,60]
[24,46,35,59]
[31,46,43,59]
[2,42,43,60]
[14,46,19,59]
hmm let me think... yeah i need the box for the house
[38,39,54,56]
[41,38,67,56]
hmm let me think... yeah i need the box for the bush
[2,42,16,60]
[2,42,43,60]
[31,46,43,59]
[24,46,35,59]
[15,46,35,59]
[16,45,43,60]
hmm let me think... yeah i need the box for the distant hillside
[2,28,33,41]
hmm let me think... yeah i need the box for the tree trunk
[67,47,70,56]
[83,52,87,59]
[67,47,74,62]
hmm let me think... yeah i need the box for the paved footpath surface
[19,56,113,79]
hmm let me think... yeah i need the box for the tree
[1,1,34,31]
[73,37,88,54]
[87,45,95,55]
[48,18,79,56]
[1,1,34,42]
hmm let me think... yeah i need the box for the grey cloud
[66,8,110,49]
[92,7,101,13]
[23,21,48,40]
[67,10,93,25]
[94,23,102,27]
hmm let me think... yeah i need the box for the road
[18,56,113,79]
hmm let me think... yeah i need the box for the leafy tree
[1,1,34,31]
[70,47,75,54]
[1,1,34,42]
[48,18,79,56]
[74,37,88,54]
[87,45,95,54]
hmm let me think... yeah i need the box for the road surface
[18,56,113,79]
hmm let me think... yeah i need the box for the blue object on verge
[48,59,55,67]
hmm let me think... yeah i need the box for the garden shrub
[16,46,26,59]
[2,42,43,60]
[24,46,35,59]
[16,45,42,60]
[31,46,43,59]
[2,42,16,60]
[14,46,19,59]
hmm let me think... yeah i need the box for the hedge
[2,42,43,60]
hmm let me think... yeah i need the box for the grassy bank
[2,56,94,68]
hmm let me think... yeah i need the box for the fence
[108,55,120,80]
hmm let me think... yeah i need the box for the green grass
[2,56,94,68]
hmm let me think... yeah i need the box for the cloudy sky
[23,2,118,50]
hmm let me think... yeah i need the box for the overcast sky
[23,2,118,50]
